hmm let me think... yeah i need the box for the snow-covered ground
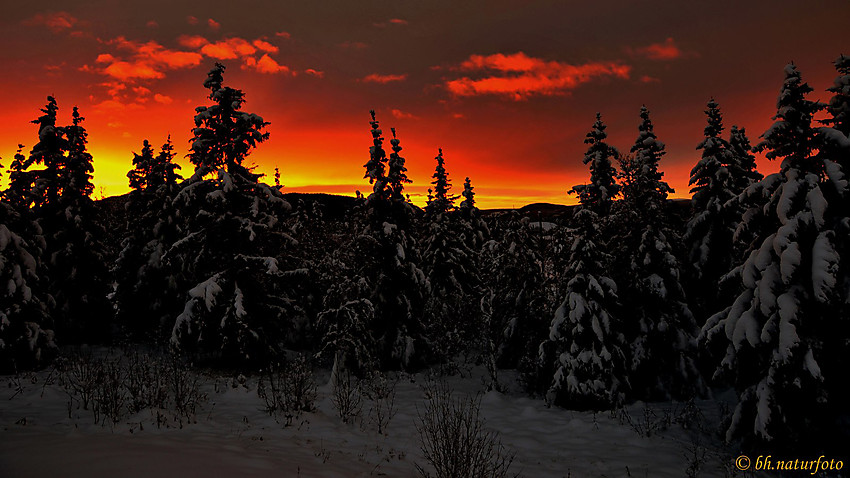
[0,353,745,478]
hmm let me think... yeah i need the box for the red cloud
[374,18,408,27]
[305,69,324,78]
[154,93,173,104]
[89,37,203,81]
[391,109,416,119]
[178,35,209,49]
[187,16,199,25]
[275,31,291,39]
[253,40,279,54]
[112,37,204,68]
[201,38,257,59]
[444,52,631,100]
[632,38,685,60]
[24,11,78,32]
[101,61,164,80]
[245,54,291,74]
[458,52,542,72]
[208,19,221,30]
[362,73,407,83]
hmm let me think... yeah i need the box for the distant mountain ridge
[96,192,690,223]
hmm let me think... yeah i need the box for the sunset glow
[2,2,847,208]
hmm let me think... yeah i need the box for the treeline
[1,58,848,452]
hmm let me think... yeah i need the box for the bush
[415,381,515,478]
[59,350,205,428]
[330,365,362,425]
[362,371,397,435]
[257,353,317,426]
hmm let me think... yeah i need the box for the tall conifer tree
[701,64,849,448]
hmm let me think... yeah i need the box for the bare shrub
[682,434,708,478]
[166,356,205,427]
[415,381,515,478]
[330,365,362,424]
[125,352,169,413]
[93,359,127,425]
[620,403,671,438]
[59,351,205,428]
[60,351,103,413]
[257,353,317,426]
[362,371,397,435]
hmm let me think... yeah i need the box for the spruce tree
[614,106,701,400]
[169,63,302,364]
[424,148,456,216]
[824,54,850,137]
[569,113,620,216]
[480,212,547,373]
[540,206,626,409]
[0,157,53,371]
[701,64,849,448]
[387,127,412,202]
[127,140,156,192]
[5,145,39,211]
[17,100,111,343]
[363,110,390,207]
[356,112,426,369]
[114,138,184,340]
[26,97,66,210]
[728,126,763,194]
[457,176,489,249]
[64,107,96,199]
[820,55,850,221]
[420,149,476,362]
[459,177,477,219]
[54,106,111,342]
[683,99,741,306]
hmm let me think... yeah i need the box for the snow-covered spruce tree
[315,252,377,376]
[480,212,547,373]
[728,126,764,195]
[700,63,850,449]
[357,112,427,369]
[728,128,780,269]
[612,105,702,401]
[822,55,850,323]
[169,63,304,365]
[127,139,156,192]
[25,97,66,210]
[539,206,627,410]
[5,145,41,212]
[824,54,850,137]
[683,99,747,308]
[17,101,112,344]
[0,155,54,371]
[52,107,112,342]
[113,137,184,340]
[457,176,490,251]
[820,55,850,232]
[459,177,476,218]
[569,113,620,216]
[387,127,412,202]
[424,148,457,216]
[420,149,477,362]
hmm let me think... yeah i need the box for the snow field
[0,355,745,478]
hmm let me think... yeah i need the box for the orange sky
[2,1,848,209]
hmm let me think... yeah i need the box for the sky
[1,1,848,208]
